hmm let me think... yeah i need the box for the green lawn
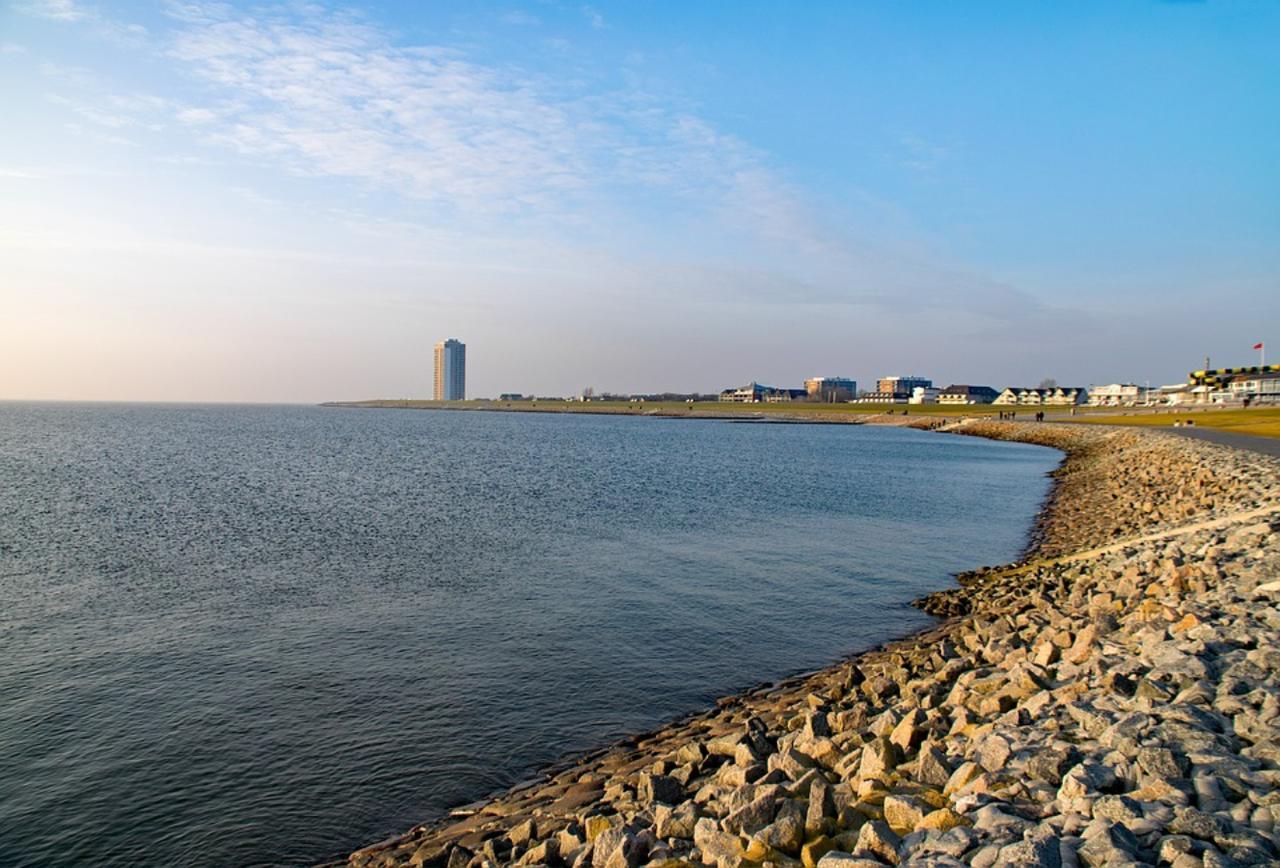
[1072,406,1280,439]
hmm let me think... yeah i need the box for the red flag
[1255,342,1265,350]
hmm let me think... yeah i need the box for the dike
[338,422,1280,868]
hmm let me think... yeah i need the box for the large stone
[1064,624,1099,665]
[638,773,684,806]
[510,819,538,847]
[996,835,1062,868]
[915,745,952,788]
[943,761,984,796]
[858,738,898,784]
[654,803,699,839]
[757,804,805,856]
[1077,823,1140,867]
[800,835,836,868]
[515,838,559,867]
[917,808,969,833]
[1026,748,1073,785]
[890,708,928,754]
[882,794,927,836]
[1058,762,1119,801]
[816,854,886,868]
[853,819,900,864]
[593,827,640,868]
[975,733,1011,772]
[1168,806,1230,841]
[807,777,836,836]
[583,815,615,843]
[692,817,744,867]
[723,792,778,836]
[1092,794,1143,826]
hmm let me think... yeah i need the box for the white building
[433,338,466,401]
[1154,384,1194,406]
[1088,383,1145,407]
[937,385,999,405]
[994,387,1089,406]
[1216,372,1280,404]
[909,386,942,404]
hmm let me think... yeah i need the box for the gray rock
[1169,807,1230,842]
[807,776,835,836]
[1138,747,1186,780]
[1092,795,1144,826]
[855,819,901,863]
[722,791,777,836]
[638,773,684,806]
[859,737,898,783]
[692,817,743,866]
[975,734,1012,773]
[1077,823,1140,867]
[996,835,1063,868]
[915,745,953,788]
[816,853,886,868]
[1027,748,1074,785]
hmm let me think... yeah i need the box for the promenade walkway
[1166,426,1280,458]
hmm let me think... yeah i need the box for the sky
[2,0,1278,402]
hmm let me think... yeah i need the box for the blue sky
[2,0,1277,401]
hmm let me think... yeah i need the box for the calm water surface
[0,404,1058,866]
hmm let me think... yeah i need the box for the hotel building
[434,339,466,401]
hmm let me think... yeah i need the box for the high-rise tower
[433,339,466,401]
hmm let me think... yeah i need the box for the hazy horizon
[3,1,1277,403]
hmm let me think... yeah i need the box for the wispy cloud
[17,0,148,45]
[581,5,606,29]
[18,0,94,22]
[18,0,1080,333]
[158,2,769,220]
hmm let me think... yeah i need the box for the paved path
[1166,426,1280,458]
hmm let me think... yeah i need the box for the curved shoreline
[337,422,1280,868]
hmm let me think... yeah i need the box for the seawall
[338,422,1280,868]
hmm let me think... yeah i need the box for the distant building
[937,385,999,405]
[433,338,466,401]
[1219,371,1280,404]
[909,386,942,404]
[1154,383,1194,406]
[1088,384,1145,407]
[499,393,529,401]
[804,376,857,402]
[719,382,806,403]
[877,375,933,398]
[852,392,908,404]
[994,387,1088,406]
[1188,364,1280,404]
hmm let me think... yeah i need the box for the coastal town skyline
[3,0,1278,402]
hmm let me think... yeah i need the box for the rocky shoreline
[338,422,1280,868]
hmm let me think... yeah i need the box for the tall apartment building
[877,375,932,398]
[804,377,857,402]
[433,338,466,401]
